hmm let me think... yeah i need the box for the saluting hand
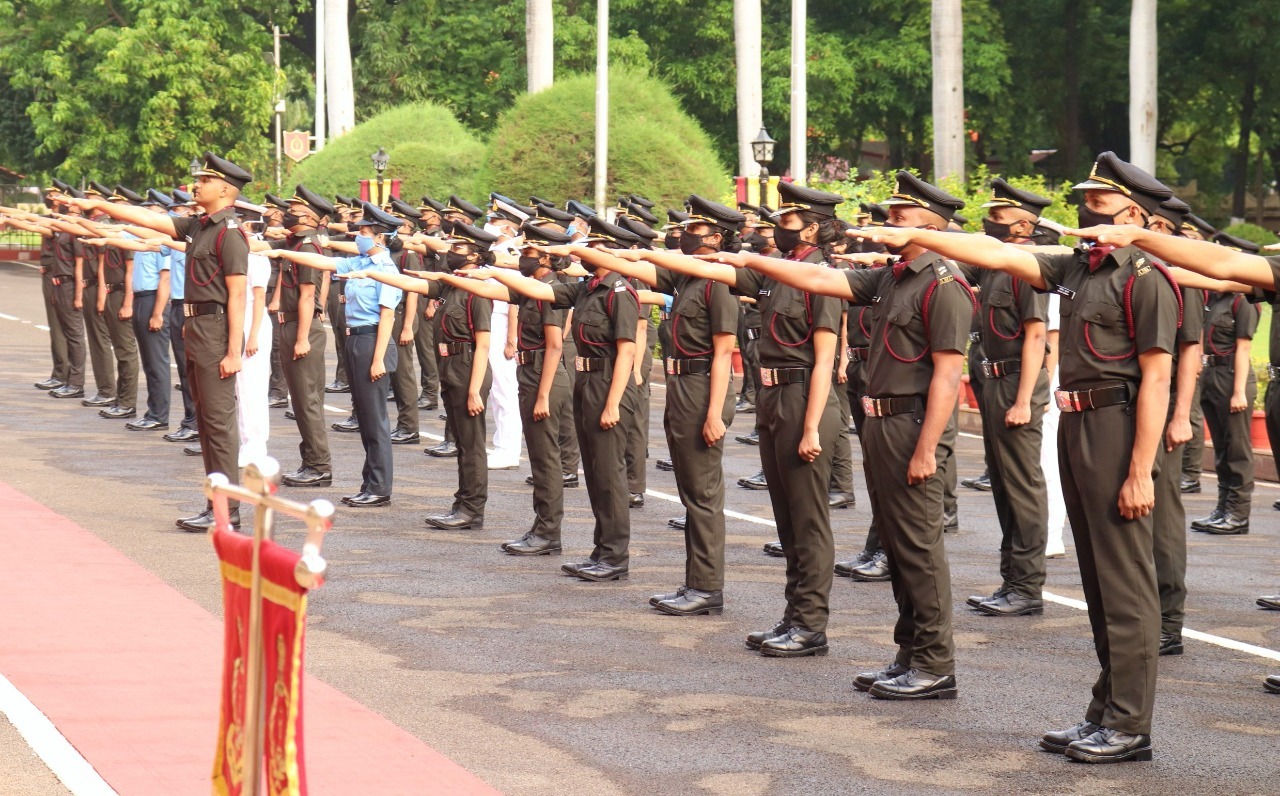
[1066,225,1144,248]
[846,226,914,251]
[1118,472,1156,520]
[695,252,746,268]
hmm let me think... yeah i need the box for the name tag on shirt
[1053,285,1076,299]
[758,289,771,297]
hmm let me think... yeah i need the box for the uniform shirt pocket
[884,303,927,361]
[1080,299,1132,359]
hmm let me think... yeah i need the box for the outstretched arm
[264,248,341,272]
[1072,225,1274,289]
[849,227,1045,288]
[713,251,853,299]
[341,268,441,295]
[1166,266,1253,294]
[458,267,556,301]
[62,196,177,238]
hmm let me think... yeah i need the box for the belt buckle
[760,367,774,388]
[666,358,675,376]
[575,356,586,372]
[981,361,994,379]
[1054,390,1080,413]
[861,395,876,417]
[183,303,193,318]
[438,343,450,357]
[276,312,285,324]
[1201,354,1211,367]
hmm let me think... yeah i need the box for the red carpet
[0,481,500,795]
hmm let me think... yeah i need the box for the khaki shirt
[172,208,249,306]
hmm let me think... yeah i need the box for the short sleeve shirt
[51,231,77,279]
[1203,291,1258,357]
[335,252,402,326]
[731,246,842,369]
[1032,245,1179,389]
[978,269,1049,362]
[162,247,185,301]
[843,251,974,397]
[654,267,738,358]
[172,208,249,305]
[550,270,639,359]
[270,232,325,315]
[507,272,568,351]
[424,280,492,343]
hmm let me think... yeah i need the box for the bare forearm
[747,256,852,299]
[1173,342,1200,422]
[916,355,964,458]
[374,308,395,366]
[608,342,636,410]
[297,285,316,339]
[1131,353,1172,477]
[1233,340,1252,397]
[1015,324,1047,407]
[469,332,491,395]
[708,335,734,423]
[225,277,246,357]
[485,269,556,301]
[438,273,510,302]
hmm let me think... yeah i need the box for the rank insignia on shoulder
[226,219,238,229]
[933,261,954,284]
[614,283,627,292]
[1136,264,1152,277]
[1053,285,1076,299]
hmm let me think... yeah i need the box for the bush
[1221,222,1279,249]
[283,103,485,204]
[479,72,727,211]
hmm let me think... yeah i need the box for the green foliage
[1220,222,1279,248]
[479,72,727,210]
[286,103,485,203]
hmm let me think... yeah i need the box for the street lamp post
[751,127,776,207]
[371,147,389,205]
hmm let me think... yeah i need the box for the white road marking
[35,325,49,331]
[0,672,118,796]
[0,312,18,320]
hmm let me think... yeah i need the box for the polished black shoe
[162,427,198,443]
[281,467,332,487]
[268,394,290,408]
[324,380,349,394]
[81,392,114,407]
[126,418,169,431]
[1274,499,1280,511]
[177,508,240,533]
[99,405,136,419]
[849,551,890,582]
[1065,727,1152,763]
[425,441,458,458]
[1159,632,1183,656]
[390,428,420,445]
[1256,595,1280,610]
[655,459,674,472]
[331,414,360,433]
[1191,506,1226,531]
[667,515,687,530]
[416,395,438,410]
[649,585,687,607]
[1203,514,1249,535]
[828,490,857,509]
[738,470,768,490]
[762,540,784,557]
[745,620,790,650]
[853,662,909,693]
[183,443,203,456]
[834,550,876,578]
[1179,475,1201,494]
[629,492,644,508]
[967,586,1010,609]
[561,559,597,576]
[653,587,723,616]
[868,669,956,700]
[49,385,85,398]
[943,510,959,533]
[1265,675,1280,694]
[734,398,755,414]
[575,561,629,582]
[975,592,1044,617]
[284,409,296,420]
[424,511,483,530]
[1039,720,1102,754]
[524,472,580,488]
[501,533,561,556]
[961,472,992,491]
[345,492,390,508]
[34,378,64,390]
[734,430,760,445]
[759,627,828,658]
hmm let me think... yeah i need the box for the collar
[892,251,938,280]
[203,207,235,226]
[787,243,819,262]
[588,269,622,292]
[1087,244,1118,272]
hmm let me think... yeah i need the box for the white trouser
[237,319,273,468]
[1042,370,1067,554]
[487,303,523,460]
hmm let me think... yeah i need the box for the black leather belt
[50,276,72,286]
[171,299,184,306]
[133,289,158,299]
[665,357,711,375]
[848,345,870,364]
[183,301,225,318]
[862,395,924,418]
[575,356,612,373]
[1202,354,1232,367]
[438,341,472,356]
[745,328,761,341]
[760,367,808,387]
[981,358,1022,379]
[347,324,378,336]
[105,282,125,294]
[1268,364,1280,381]
[277,310,322,324]
[969,331,982,344]
[516,349,546,366]
[1055,383,1132,413]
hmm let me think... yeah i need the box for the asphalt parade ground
[0,259,1277,796]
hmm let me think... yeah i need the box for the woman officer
[264,201,403,507]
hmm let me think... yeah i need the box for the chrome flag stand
[205,457,332,796]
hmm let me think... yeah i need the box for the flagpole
[594,0,609,212]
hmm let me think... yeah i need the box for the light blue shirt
[162,246,186,301]
[129,233,170,293]
[336,251,401,327]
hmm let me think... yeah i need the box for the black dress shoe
[49,385,85,398]
[1265,675,1280,694]
[575,561,629,582]
[868,669,956,700]
[967,586,1010,609]
[734,430,759,445]
[126,418,169,431]
[653,587,723,616]
[849,551,890,582]
[390,428,420,445]
[1274,499,1280,511]
[974,592,1044,617]
[424,511,483,530]
[268,394,290,408]
[834,550,876,578]
[34,378,64,390]
[345,493,390,507]
[284,409,295,420]
[1065,727,1152,763]
[853,662,909,692]
[1256,595,1280,610]
[961,472,992,491]
[762,540,784,557]
[1159,632,1183,656]
[1040,720,1102,754]
[1180,475,1201,494]
[1191,506,1225,531]
[425,441,458,458]
[183,443,203,456]
[629,492,644,508]
[759,627,828,657]
[162,427,198,442]
[828,490,857,509]
[1203,515,1249,535]
[525,472,580,488]
[281,467,332,487]
[177,508,240,533]
[667,515,687,530]
[745,620,790,650]
[324,380,350,394]
[501,533,562,556]
[331,414,360,433]
[943,510,958,533]
[649,585,688,607]
[81,393,114,407]
[655,459,674,472]
[734,398,755,414]
[99,405,137,419]
[416,395,438,410]
[561,559,597,576]
[738,470,768,490]
[341,492,368,504]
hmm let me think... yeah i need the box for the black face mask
[282,213,302,229]
[663,233,680,250]
[982,218,1013,241]
[1031,226,1061,246]
[440,219,456,236]
[446,251,471,270]
[1077,205,1126,229]
[741,231,767,251]
[772,225,804,254]
[518,255,543,277]
[388,236,403,253]
[421,223,441,236]
[678,232,709,255]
